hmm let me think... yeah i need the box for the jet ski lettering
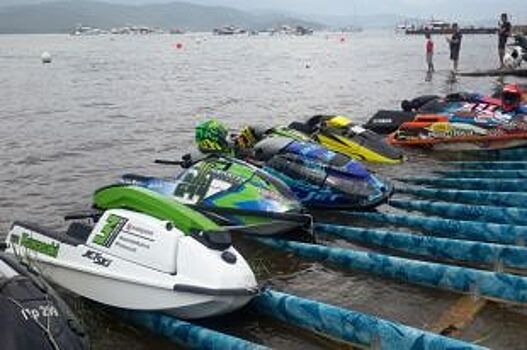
[174,166,240,203]
[117,236,151,250]
[430,129,477,138]
[114,241,137,252]
[20,305,60,321]
[124,222,154,237]
[297,190,341,203]
[209,169,243,185]
[174,170,205,202]
[93,214,128,247]
[19,232,60,258]
[82,250,112,267]
[371,118,393,124]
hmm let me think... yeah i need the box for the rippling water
[0,31,525,349]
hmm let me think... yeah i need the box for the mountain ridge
[0,0,323,33]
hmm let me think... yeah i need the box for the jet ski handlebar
[155,153,202,168]
[64,210,102,221]
[154,159,186,165]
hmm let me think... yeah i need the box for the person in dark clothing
[446,23,462,71]
[498,13,512,68]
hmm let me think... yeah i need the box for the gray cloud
[1,0,526,22]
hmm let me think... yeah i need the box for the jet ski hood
[122,156,305,233]
[284,140,371,178]
[173,155,301,214]
[254,137,370,178]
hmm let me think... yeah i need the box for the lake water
[0,30,525,349]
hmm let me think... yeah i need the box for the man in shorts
[446,23,462,71]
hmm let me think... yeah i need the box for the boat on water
[213,25,247,35]
[404,19,497,35]
[4,185,258,319]
[0,251,89,349]
[270,25,314,36]
[70,25,108,36]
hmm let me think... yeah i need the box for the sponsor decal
[82,250,112,267]
[21,305,59,321]
[115,241,137,252]
[118,236,151,249]
[93,214,128,247]
[174,163,239,202]
[371,118,392,124]
[19,232,60,258]
[209,169,243,184]
[124,222,154,237]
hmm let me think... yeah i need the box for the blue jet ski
[246,135,393,209]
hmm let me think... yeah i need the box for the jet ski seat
[65,222,93,244]
[288,121,313,134]
[288,115,328,134]
[11,221,89,246]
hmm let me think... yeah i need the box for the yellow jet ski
[287,115,405,164]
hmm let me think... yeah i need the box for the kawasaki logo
[93,214,128,247]
[19,232,60,258]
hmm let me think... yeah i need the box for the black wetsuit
[449,32,462,60]
[499,21,511,49]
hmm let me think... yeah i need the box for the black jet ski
[0,249,89,350]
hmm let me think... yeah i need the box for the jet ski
[387,84,527,151]
[231,125,393,210]
[251,137,392,209]
[0,250,89,350]
[5,185,258,320]
[122,155,308,236]
[366,84,527,135]
[287,115,404,164]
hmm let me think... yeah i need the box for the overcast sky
[1,0,526,21]
[115,0,527,20]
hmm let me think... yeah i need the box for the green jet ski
[122,154,309,236]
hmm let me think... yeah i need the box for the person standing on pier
[498,13,512,68]
[446,23,462,72]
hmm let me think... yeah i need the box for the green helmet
[195,119,231,154]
